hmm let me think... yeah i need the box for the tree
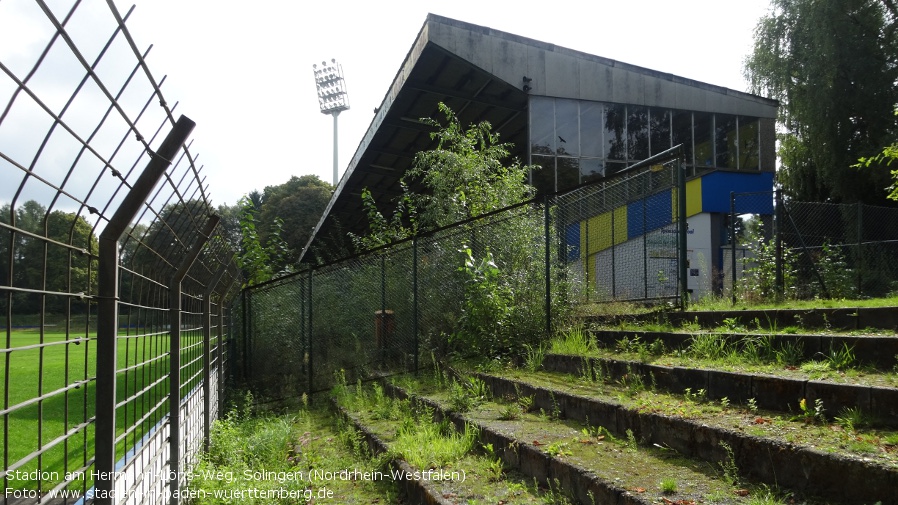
[215,202,243,251]
[235,196,293,287]
[857,109,898,200]
[0,201,98,314]
[745,0,898,204]
[127,199,212,274]
[352,102,536,250]
[258,175,333,262]
[347,103,546,357]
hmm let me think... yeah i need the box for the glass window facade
[528,96,765,192]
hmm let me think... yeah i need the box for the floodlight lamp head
[313,58,350,115]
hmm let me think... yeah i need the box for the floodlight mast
[313,59,350,186]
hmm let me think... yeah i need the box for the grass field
[3,326,220,492]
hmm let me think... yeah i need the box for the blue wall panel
[701,171,774,214]
[565,222,580,261]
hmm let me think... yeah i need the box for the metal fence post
[643,194,648,298]
[202,264,229,453]
[307,268,314,397]
[611,202,616,298]
[585,219,590,302]
[857,201,863,296]
[95,116,194,505]
[544,194,552,336]
[730,192,737,305]
[412,237,419,373]
[678,161,688,308]
[169,215,219,505]
[240,290,247,381]
[380,254,386,363]
[775,190,784,301]
[218,278,235,417]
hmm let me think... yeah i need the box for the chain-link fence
[781,200,898,299]
[237,152,687,399]
[556,161,683,303]
[727,191,898,302]
[0,2,240,504]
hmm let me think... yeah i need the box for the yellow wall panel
[671,178,703,220]
[582,207,627,256]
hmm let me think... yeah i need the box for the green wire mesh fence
[0,2,240,503]
[237,154,686,400]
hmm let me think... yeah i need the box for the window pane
[672,110,693,167]
[556,99,579,157]
[738,117,760,170]
[581,102,603,158]
[650,108,671,155]
[557,157,580,191]
[715,114,737,168]
[627,105,649,161]
[604,104,626,161]
[580,158,605,185]
[694,112,713,168]
[531,154,555,193]
[530,97,555,156]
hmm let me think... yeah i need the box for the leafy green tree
[0,201,98,314]
[344,103,550,358]
[235,196,293,287]
[127,199,212,274]
[258,175,333,262]
[352,102,536,250]
[858,109,898,200]
[745,0,898,204]
[409,102,535,226]
[215,202,243,251]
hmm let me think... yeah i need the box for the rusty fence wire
[236,150,687,401]
[0,1,240,504]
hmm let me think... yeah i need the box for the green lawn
[3,327,219,492]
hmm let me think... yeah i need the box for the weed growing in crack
[796,398,826,423]
[800,360,832,375]
[773,339,804,366]
[523,343,546,372]
[545,391,561,420]
[746,485,789,505]
[625,429,637,452]
[448,380,474,412]
[619,364,647,397]
[660,477,678,494]
[614,335,665,363]
[825,342,857,370]
[542,477,572,505]
[480,443,504,482]
[835,406,870,431]
[498,403,521,421]
[718,440,740,486]
[688,332,733,360]
[544,441,568,458]
[578,359,592,382]
[683,387,707,404]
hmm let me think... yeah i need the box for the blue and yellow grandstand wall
[567,170,774,300]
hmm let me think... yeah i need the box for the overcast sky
[4,0,773,209]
